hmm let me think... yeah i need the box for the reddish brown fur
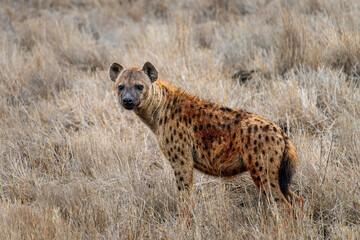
[109,62,304,221]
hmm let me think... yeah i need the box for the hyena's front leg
[171,157,194,226]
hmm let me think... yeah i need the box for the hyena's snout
[122,97,133,106]
[121,92,139,110]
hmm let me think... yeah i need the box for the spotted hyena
[109,62,304,218]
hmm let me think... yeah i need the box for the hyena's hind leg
[250,171,292,209]
[287,189,304,211]
[248,155,292,209]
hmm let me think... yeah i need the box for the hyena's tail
[278,133,298,198]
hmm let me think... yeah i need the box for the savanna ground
[0,0,359,239]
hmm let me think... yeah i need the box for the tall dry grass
[0,0,359,239]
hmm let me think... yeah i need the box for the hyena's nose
[122,97,133,106]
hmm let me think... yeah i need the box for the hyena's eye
[118,85,124,91]
[136,85,144,91]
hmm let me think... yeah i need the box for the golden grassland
[0,0,359,239]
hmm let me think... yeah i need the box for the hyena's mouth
[122,102,140,110]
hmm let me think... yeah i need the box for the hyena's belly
[191,145,247,177]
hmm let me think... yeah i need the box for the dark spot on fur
[273,127,277,132]
[254,147,258,154]
[265,136,269,142]
[180,161,184,165]
[164,116,168,124]
[227,124,231,130]
[178,186,181,191]
[207,124,211,128]
[194,125,197,132]
[180,177,184,181]
[254,125,258,132]
[271,136,275,142]
[258,134,262,139]
[248,154,252,163]
[270,157,274,163]
[171,135,174,142]
[262,150,266,155]
[271,183,276,188]
[190,104,194,109]
[247,126,252,134]
[255,161,259,167]
[275,198,279,202]
[159,119,163,125]
[241,129,244,135]
[256,176,261,181]
[166,138,169,144]
[234,120,239,125]
[220,107,232,112]
[263,125,270,131]
[236,113,241,118]
[199,125,203,130]
[232,132,236,139]
[252,169,256,174]
[254,140,257,145]
[259,166,263,171]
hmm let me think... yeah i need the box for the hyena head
[109,62,158,110]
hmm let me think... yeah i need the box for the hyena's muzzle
[121,88,140,110]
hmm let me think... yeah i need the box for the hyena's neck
[133,80,179,133]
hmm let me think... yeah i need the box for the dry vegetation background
[0,0,359,239]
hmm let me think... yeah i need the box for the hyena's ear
[142,62,158,83]
[109,62,124,82]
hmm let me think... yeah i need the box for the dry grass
[0,0,359,239]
